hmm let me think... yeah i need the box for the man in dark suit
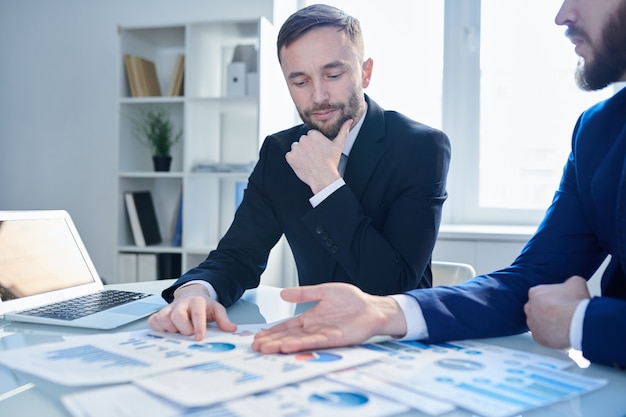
[252,0,626,369]
[148,5,450,339]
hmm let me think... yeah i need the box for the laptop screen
[0,218,96,302]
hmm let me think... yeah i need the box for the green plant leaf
[132,106,182,156]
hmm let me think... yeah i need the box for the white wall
[0,0,293,283]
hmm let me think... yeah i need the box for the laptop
[0,210,166,329]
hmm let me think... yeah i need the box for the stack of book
[124,54,184,97]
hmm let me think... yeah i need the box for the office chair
[432,261,476,287]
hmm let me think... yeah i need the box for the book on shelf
[172,192,183,247]
[167,54,184,96]
[137,56,161,96]
[128,55,143,96]
[123,54,161,97]
[123,54,139,97]
[124,191,162,247]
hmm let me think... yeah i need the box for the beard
[297,88,363,139]
[571,0,626,91]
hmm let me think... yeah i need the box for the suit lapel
[344,96,387,199]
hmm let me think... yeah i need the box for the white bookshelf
[115,18,293,283]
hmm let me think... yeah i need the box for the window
[301,0,615,226]
[473,0,613,223]
[304,0,444,129]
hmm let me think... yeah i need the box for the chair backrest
[432,261,476,287]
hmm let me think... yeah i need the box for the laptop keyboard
[17,290,151,321]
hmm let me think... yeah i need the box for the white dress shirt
[389,293,587,350]
[309,106,365,207]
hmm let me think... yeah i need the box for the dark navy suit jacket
[409,87,626,368]
[164,95,451,307]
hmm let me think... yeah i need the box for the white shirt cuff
[389,294,429,341]
[309,178,345,208]
[177,280,218,303]
[569,298,590,350]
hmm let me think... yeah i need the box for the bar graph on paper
[46,344,150,368]
[134,345,384,408]
[328,339,607,417]
[0,328,257,386]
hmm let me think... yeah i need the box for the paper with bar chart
[134,344,384,408]
[328,339,606,417]
[0,325,261,385]
[0,322,607,417]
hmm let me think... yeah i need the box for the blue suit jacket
[164,96,451,307]
[409,87,626,368]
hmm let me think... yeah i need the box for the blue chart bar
[166,350,191,359]
[190,362,262,384]
[183,404,239,417]
[119,336,191,359]
[46,345,150,369]
[400,340,431,350]
[457,382,532,407]
[529,372,586,393]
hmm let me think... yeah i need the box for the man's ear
[362,58,374,88]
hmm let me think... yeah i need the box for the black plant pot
[153,155,172,172]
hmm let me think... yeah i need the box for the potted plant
[134,106,183,172]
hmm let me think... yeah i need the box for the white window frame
[442,0,548,226]
[442,0,621,227]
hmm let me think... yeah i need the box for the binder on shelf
[117,252,137,283]
[167,54,185,96]
[118,252,178,282]
[158,253,182,279]
[227,44,257,97]
[226,62,246,97]
[137,253,158,282]
[124,191,162,247]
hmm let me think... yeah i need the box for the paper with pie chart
[331,339,607,417]
[62,376,408,417]
[134,344,384,408]
[224,376,409,417]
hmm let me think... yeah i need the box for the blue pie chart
[309,391,369,407]
[188,342,236,353]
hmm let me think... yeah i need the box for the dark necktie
[338,153,348,177]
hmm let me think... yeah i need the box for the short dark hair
[277,4,364,63]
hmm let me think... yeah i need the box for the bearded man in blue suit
[253,0,626,369]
